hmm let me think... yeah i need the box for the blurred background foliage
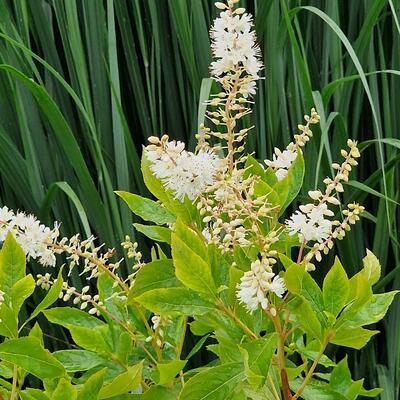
[0,0,399,397]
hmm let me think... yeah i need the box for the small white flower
[265,148,297,181]
[237,259,286,313]
[287,203,332,243]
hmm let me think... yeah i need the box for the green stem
[10,365,18,400]
[292,334,331,400]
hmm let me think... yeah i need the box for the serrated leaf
[50,378,77,400]
[323,257,349,318]
[116,190,175,225]
[135,287,215,316]
[54,350,107,372]
[179,362,245,400]
[134,223,171,243]
[98,361,142,399]
[330,326,379,349]
[362,249,381,285]
[128,259,182,300]
[0,337,65,379]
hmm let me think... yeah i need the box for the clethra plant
[0,1,396,399]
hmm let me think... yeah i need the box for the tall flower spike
[204,1,263,171]
[286,140,363,269]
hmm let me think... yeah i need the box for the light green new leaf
[135,287,215,316]
[0,302,18,338]
[361,249,381,285]
[20,389,50,400]
[68,326,110,354]
[11,274,35,314]
[330,327,379,349]
[153,360,187,385]
[50,378,77,400]
[329,356,352,396]
[98,361,142,399]
[116,190,175,225]
[179,362,245,400]
[134,223,171,243]
[128,259,182,300]
[77,368,106,400]
[172,233,216,298]
[285,263,326,327]
[323,257,349,318]
[29,267,64,321]
[0,337,65,379]
[0,231,26,295]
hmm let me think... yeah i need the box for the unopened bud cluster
[146,314,172,348]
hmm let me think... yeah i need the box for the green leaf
[329,356,352,396]
[98,361,142,399]
[0,231,26,295]
[288,297,322,338]
[323,257,349,318]
[274,150,305,214]
[361,250,381,285]
[135,287,215,316]
[134,223,171,243]
[0,302,18,338]
[30,267,64,321]
[116,190,175,225]
[290,380,348,400]
[338,291,398,329]
[11,274,35,314]
[172,233,216,298]
[179,362,245,400]
[153,360,187,385]
[20,389,50,400]
[50,378,77,400]
[330,326,379,349]
[240,334,277,379]
[285,264,326,327]
[43,307,104,328]
[0,337,65,379]
[68,326,111,354]
[141,386,181,399]
[128,259,182,300]
[54,350,107,372]
[77,368,106,400]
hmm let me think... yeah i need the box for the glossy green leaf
[98,361,142,399]
[77,368,106,400]
[50,378,77,400]
[43,307,104,328]
[134,223,171,243]
[11,274,35,314]
[179,362,245,400]
[0,337,65,379]
[135,287,215,316]
[323,257,349,318]
[0,231,26,295]
[172,232,216,298]
[153,360,187,385]
[129,259,182,300]
[330,326,379,349]
[116,190,175,225]
[54,350,107,372]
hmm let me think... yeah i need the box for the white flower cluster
[265,148,297,181]
[146,136,222,202]
[265,109,320,181]
[0,206,59,266]
[287,203,333,243]
[211,1,262,78]
[237,258,286,312]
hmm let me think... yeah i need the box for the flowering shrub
[0,1,397,399]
